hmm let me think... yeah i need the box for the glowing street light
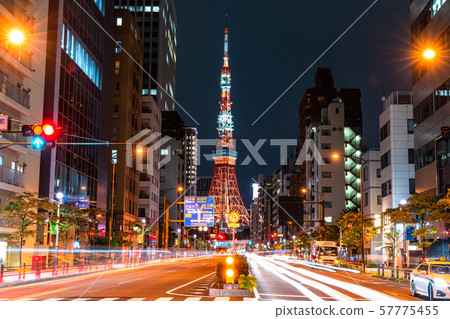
[9,30,24,44]
[136,147,144,154]
[423,49,435,60]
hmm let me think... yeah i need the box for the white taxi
[410,261,450,300]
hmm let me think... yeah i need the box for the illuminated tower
[209,17,249,226]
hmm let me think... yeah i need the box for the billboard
[184,196,214,227]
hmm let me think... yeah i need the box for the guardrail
[376,265,413,280]
[0,249,213,285]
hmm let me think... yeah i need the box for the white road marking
[213,297,230,301]
[71,298,91,301]
[44,298,65,301]
[185,297,202,301]
[127,298,147,301]
[15,298,35,301]
[259,293,311,298]
[243,298,258,301]
[98,298,119,301]
[166,271,215,297]
[155,297,173,301]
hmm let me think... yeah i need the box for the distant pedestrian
[419,255,425,263]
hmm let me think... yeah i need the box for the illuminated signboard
[184,196,214,227]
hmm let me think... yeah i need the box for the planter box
[209,284,255,297]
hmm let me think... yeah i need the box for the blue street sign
[63,195,90,209]
[184,196,214,227]
[406,226,416,241]
[31,136,45,150]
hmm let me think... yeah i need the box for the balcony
[0,0,35,28]
[0,76,30,109]
[0,40,33,72]
[0,165,25,188]
[139,192,150,199]
[142,106,152,113]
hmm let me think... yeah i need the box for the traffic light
[217,233,228,241]
[225,256,234,284]
[270,233,275,239]
[23,123,63,149]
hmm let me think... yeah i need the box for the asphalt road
[0,256,229,301]
[249,254,422,301]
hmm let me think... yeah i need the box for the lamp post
[332,152,368,272]
[193,234,197,250]
[49,192,64,267]
[141,218,146,249]
[162,186,184,250]
[301,188,325,226]
[109,151,117,252]
[177,228,181,255]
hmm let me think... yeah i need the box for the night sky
[173,0,412,205]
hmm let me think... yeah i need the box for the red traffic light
[270,233,275,239]
[43,124,55,136]
[217,233,225,241]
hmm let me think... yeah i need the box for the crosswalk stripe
[45,298,65,301]
[15,298,35,301]
[98,298,119,301]
[127,298,147,301]
[185,297,202,301]
[243,298,258,301]
[155,297,173,301]
[71,298,92,301]
[214,297,230,301]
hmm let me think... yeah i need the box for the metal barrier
[377,265,412,280]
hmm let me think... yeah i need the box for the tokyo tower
[209,17,250,226]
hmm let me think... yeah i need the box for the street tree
[0,192,52,266]
[315,225,340,242]
[387,193,449,254]
[336,209,377,262]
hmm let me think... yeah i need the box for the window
[381,151,390,169]
[138,208,145,218]
[322,186,332,193]
[112,128,118,142]
[324,202,332,208]
[115,41,122,53]
[408,119,414,134]
[376,169,381,178]
[377,195,382,205]
[321,143,331,150]
[408,149,415,164]
[322,171,332,178]
[380,121,390,141]
[114,83,120,96]
[160,176,165,183]
[117,17,123,26]
[113,104,119,119]
[11,161,16,170]
[0,156,3,166]
[161,149,169,155]
[364,192,368,206]
[335,107,339,114]
[323,158,331,164]
[363,167,368,181]
[381,180,392,197]
[114,61,120,75]
[409,179,416,194]
[321,129,331,136]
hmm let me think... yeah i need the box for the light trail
[252,255,353,301]
[263,255,401,301]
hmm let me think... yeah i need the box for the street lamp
[49,192,64,267]
[193,234,197,250]
[332,152,368,272]
[423,49,436,60]
[162,186,184,250]
[9,30,24,44]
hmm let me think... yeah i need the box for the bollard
[89,261,92,272]
[391,267,394,278]
[396,266,399,279]
[0,264,3,283]
[382,265,385,277]
[23,263,26,280]
[36,262,41,279]
[378,266,380,276]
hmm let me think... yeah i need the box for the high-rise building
[257,174,272,245]
[294,68,362,205]
[114,0,177,111]
[410,0,449,198]
[40,0,113,211]
[196,176,212,196]
[379,92,415,211]
[139,96,161,247]
[361,149,382,264]
[0,0,49,266]
[183,127,197,196]
[108,9,143,242]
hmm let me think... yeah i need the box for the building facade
[0,0,49,266]
[114,0,177,111]
[108,9,143,242]
[40,0,113,211]
[183,127,197,196]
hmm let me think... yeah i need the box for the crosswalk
[1,296,258,301]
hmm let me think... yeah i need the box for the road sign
[228,223,240,228]
[228,211,240,223]
[31,136,45,149]
[63,195,90,209]
[184,196,214,227]
[0,116,9,130]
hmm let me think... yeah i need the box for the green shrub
[238,274,257,292]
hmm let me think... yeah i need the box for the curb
[372,275,410,286]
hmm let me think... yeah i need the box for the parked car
[410,261,450,300]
